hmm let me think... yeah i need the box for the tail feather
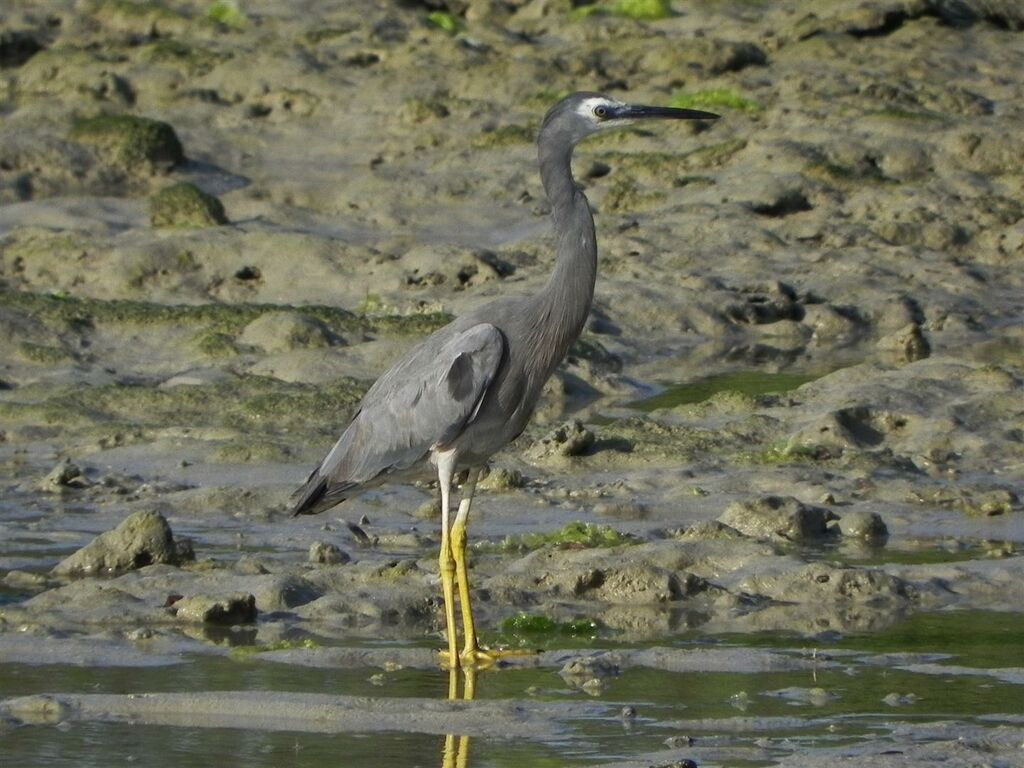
[290,470,330,517]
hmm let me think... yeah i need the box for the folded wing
[291,323,505,515]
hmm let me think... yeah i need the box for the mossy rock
[149,183,227,228]
[70,114,184,174]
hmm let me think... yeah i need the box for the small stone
[664,735,694,748]
[149,182,228,228]
[838,511,888,542]
[1,570,51,590]
[478,466,524,490]
[172,593,257,624]
[308,541,351,565]
[528,419,595,460]
[876,323,930,363]
[719,496,839,542]
[52,510,194,576]
[882,692,918,706]
[41,458,91,490]
[413,498,441,519]
[234,555,270,575]
[69,114,184,174]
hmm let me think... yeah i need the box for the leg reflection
[442,667,477,768]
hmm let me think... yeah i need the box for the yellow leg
[436,454,459,669]
[450,470,489,667]
[450,469,538,668]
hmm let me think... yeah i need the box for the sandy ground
[1,0,1023,766]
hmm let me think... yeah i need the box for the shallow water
[2,611,1022,767]
[629,371,822,412]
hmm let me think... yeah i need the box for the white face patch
[574,96,626,125]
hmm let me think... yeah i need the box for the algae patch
[486,521,635,553]
[499,613,599,638]
[671,88,763,114]
[0,375,366,438]
[70,114,184,173]
[149,183,228,228]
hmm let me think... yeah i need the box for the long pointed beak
[615,104,719,121]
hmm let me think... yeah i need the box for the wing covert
[320,323,505,490]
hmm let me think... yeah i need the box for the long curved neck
[529,135,597,377]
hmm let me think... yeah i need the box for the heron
[291,92,718,669]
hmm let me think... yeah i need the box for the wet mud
[2,0,1023,766]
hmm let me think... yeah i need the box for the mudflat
[1,1,1022,766]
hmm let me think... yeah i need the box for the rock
[172,593,257,624]
[876,323,930,362]
[309,541,351,565]
[149,183,228,227]
[41,458,91,490]
[877,140,931,181]
[1,570,52,591]
[719,496,839,542]
[527,419,595,460]
[234,555,271,575]
[478,465,524,490]
[238,311,337,353]
[69,114,184,174]
[838,511,889,542]
[52,510,194,576]
[413,498,441,519]
[560,653,620,680]
[740,562,913,603]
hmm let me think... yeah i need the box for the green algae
[229,638,319,658]
[141,39,232,76]
[802,161,891,188]
[69,114,184,172]
[426,10,464,35]
[597,415,731,462]
[149,183,228,228]
[0,376,366,438]
[205,0,246,29]
[16,343,72,364]
[213,439,294,463]
[500,613,599,636]
[603,176,667,211]
[572,0,674,20]
[745,441,829,465]
[600,140,747,189]
[488,521,634,553]
[0,290,447,340]
[472,124,534,149]
[611,0,674,19]
[670,88,762,113]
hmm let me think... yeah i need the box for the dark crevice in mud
[847,10,912,37]
[0,31,45,68]
[751,191,813,217]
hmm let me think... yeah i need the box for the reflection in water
[442,667,477,768]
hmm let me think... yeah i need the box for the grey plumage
[291,92,717,521]
[290,91,717,669]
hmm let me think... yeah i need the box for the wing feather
[291,323,505,515]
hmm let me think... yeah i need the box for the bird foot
[438,645,538,670]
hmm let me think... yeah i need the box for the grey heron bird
[291,92,718,669]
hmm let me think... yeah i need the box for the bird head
[541,91,719,146]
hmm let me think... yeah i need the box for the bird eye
[594,105,608,118]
